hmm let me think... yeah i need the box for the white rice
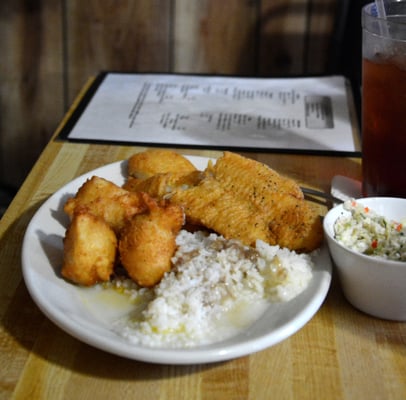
[110,230,314,348]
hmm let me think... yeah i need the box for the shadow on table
[325,260,406,349]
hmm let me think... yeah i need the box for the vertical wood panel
[173,0,258,76]
[0,0,342,194]
[65,0,172,103]
[305,0,337,75]
[0,0,64,188]
[258,0,308,76]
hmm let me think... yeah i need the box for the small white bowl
[323,197,406,321]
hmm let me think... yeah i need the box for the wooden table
[1,95,405,400]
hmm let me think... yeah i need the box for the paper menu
[62,73,361,154]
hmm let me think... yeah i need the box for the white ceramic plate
[22,156,332,364]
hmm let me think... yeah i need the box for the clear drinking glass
[362,2,406,197]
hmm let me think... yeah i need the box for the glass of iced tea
[362,2,406,197]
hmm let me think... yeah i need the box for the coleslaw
[334,200,406,261]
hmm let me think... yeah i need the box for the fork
[300,187,343,204]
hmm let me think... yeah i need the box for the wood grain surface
[2,139,406,400]
[1,85,405,399]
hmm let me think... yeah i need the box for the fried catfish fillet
[208,152,304,200]
[64,176,147,233]
[123,151,322,252]
[169,152,323,252]
[170,178,269,244]
[128,149,197,179]
[61,211,117,286]
[119,193,184,287]
[169,176,321,252]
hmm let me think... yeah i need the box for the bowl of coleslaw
[323,197,406,321]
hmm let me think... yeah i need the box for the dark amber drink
[362,57,406,197]
[362,3,406,197]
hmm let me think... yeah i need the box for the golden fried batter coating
[210,152,304,200]
[64,176,147,233]
[119,194,184,287]
[165,152,322,252]
[62,211,117,286]
[266,194,322,252]
[64,176,126,217]
[170,178,270,244]
[127,150,197,179]
[123,170,204,199]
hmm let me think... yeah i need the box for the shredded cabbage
[334,200,406,261]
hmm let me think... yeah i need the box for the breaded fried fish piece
[263,193,323,252]
[119,193,184,287]
[169,176,321,251]
[62,211,117,286]
[128,149,197,179]
[169,152,323,252]
[171,178,270,244]
[123,170,204,199]
[209,151,304,201]
[64,176,147,233]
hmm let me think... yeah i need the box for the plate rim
[21,155,332,364]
